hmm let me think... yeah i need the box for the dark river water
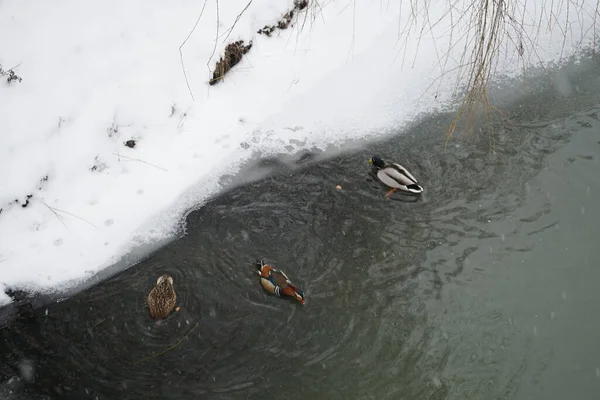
[2,56,600,399]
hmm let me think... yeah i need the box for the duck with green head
[368,155,424,197]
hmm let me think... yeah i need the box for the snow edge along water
[0,0,597,306]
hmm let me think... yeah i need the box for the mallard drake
[255,260,305,304]
[368,155,424,197]
[147,274,177,320]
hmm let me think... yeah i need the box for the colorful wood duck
[255,260,305,304]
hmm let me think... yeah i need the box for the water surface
[1,59,600,399]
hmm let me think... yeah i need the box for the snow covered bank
[0,0,596,306]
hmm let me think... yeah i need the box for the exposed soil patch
[90,156,107,172]
[258,0,308,36]
[21,194,33,208]
[209,40,253,86]
[4,288,31,303]
[38,175,49,190]
[0,64,23,84]
[0,175,49,215]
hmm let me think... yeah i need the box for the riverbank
[1,0,597,306]
[2,54,600,398]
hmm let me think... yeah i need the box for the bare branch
[112,153,168,172]
[219,0,253,44]
[41,201,68,229]
[179,0,210,102]
[207,0,221,76]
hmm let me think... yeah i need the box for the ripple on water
[3,67,600,398]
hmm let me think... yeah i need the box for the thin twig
[112,153,168,172]
[41,200,99,230]
[205,0,221,99]
[219,0,253,43]
[41,201,68,229]
[7,62,23,71]
[48,206,99,230]
[207,0,221,74]
[346,0,356,61]
[179,0,210,102]
[131,322,200,366]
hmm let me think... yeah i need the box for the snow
[0,0,596,306]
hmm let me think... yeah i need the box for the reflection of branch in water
[131,322,200,366]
